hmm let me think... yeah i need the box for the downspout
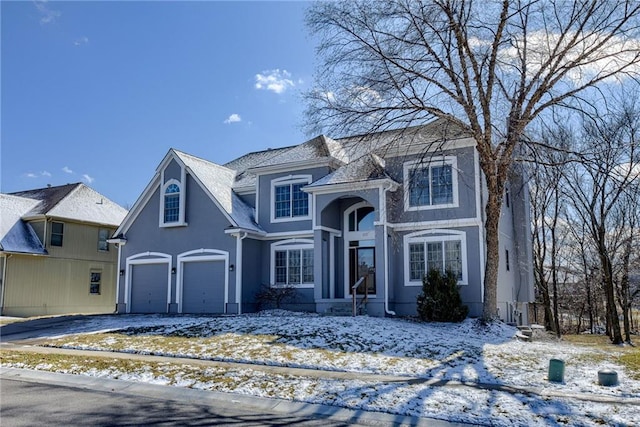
[0,255,8,315]
[115,243,122,313]
[235,232,248,314]
[382,183,396,316]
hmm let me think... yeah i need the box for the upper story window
[160,179,186,227]
[270,175,312,222]
[164,183,180,222]
[98,228,110,252]
[50,221,64,247]
[404,157,458,211]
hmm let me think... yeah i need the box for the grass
[563,334,640,379]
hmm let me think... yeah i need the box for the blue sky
[1,1,316,207]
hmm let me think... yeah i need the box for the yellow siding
[45,221,118,263]
[2,252,117,317]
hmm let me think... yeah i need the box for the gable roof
[307,153,393,188]
[173,150,264,234]
[10,183,128,227]
[246,135,348,172]
[0,194,47,255]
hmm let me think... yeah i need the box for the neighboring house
[112,118,534,324]
[0,183,128,317]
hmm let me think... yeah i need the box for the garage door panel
[182,261,225,314]
[130,264,168,313]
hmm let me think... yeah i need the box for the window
[274,248,314,285]
[50,222,64,247]
[90,271,101,295]
[404,157,458,210]
[505,249,510,271]
[271,176,311,222]
[348,206,375,232]
[405,230,467,285]
[271,239,314,287]
[98,229,110,252]
[164,183,180,223]
[505,186,511,208]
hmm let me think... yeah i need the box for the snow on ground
[3,311,638,426]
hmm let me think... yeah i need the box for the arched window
[164,183,181,223]
[348,206,374,232]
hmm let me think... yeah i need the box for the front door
[349,244,375,295]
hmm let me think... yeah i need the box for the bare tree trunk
[482,180,501,321]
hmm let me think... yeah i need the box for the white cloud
[73,36,89,47]
[33,0,61,25]
[25,173,38,178]
[41,171,52,177]
[62,166,73,174]
[255,69,295,94]
[224,114,242,124]
[82,174,94,184]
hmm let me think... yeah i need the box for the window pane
[90,271,101,294]
[98,229,109,251]
[431,165,453,204]
[274,185,291,218]
[275,251,287,284]
[409,168,430,206]
[165,184,180,194]
[356,207,375,231]
[426,242,443,273]
[291,183,308,217]
[51,222,64,247]
[164,194,180,222]
[288,250,301,284]
[302,249,314,283]
[445,240,462,280]
[409,243,425,281]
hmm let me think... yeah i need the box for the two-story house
[111,118,534,323]
[0,183,128,317]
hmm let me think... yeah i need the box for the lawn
[2,311,639,426]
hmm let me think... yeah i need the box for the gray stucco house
[111,118,534,324]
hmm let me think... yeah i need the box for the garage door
[181,260,225,314]
[130,264,169,313]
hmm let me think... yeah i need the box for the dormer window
[160,179,186,227]
[270,175,312,222]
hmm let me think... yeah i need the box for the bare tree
[563,103,640,344]
[305,0,640,321]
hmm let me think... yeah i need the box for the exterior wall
[2,254,117,317]
[241,237,263,313]
[256,166,331,233]
[30,220,45,245]
[116,173,237,313]
[384,146,478,224]
[389,226,484,317]
[1,220,119,317]
[46,221,117,262]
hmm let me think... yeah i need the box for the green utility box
[548,358,565,382]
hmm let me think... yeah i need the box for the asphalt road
[0,377,368,427]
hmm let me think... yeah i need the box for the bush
[417,269,469,322]
[255,284,298,310]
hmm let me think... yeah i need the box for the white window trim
[343,201,378,299]
[403,229,468,286]
[270,175,312,223]
[159,171,187,228]
[403,156,459,212]
[270,239,315,288]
